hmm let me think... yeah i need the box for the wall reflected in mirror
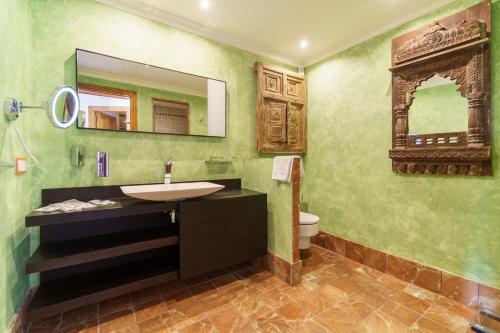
[408,75,468,136]
[50,86,80,129]
[76,49,226,137]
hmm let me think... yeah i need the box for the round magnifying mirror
[49,86,80,128]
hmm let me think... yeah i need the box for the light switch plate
[16,157,27,175]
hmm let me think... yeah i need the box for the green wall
[3,0,498,330]
[409,83,469,134]
[0,0,293,330]
[0,0,33,330]
[304,0,500,289]
[79,75,209,135]
[242,159,293,260]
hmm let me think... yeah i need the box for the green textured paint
[26,0,291,254]
[409,82,469,134]
[242,158,293,261]
[0,0,32,331]
[0,0,295,329]
[26,0,287,189]
[304,0,500,288]
[27,0,294,261]
[79,75,208,135]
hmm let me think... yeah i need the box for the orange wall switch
[16,157,27,175]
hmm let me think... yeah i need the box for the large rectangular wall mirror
[76,49,226,137]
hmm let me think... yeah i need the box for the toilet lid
[300,212,319,225]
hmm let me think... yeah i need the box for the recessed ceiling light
[300,40,309,49]
[200,0,210,10]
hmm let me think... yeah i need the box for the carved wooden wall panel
[265,100,287,143]
[287,103,305,149]
[255,62,307,153]
[286,76,306,100]
[389,1,492,176]
[262,68,283,96]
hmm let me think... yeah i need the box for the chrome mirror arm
[3,86,80,129]
[3,98,48,121]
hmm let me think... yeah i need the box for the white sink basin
[120,182,225,201]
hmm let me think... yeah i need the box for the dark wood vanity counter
[26,186,264,227]
[183,188,264,200]
[38,178,242,204]
[25,198,177,227]
[25,179,268,320]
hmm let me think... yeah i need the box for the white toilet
[299,211,320,249]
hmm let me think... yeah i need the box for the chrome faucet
[164,158,172,184]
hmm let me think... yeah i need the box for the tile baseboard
[312,230,500,310]
[267,252,302,286]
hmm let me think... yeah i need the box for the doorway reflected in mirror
[79,83,136,131]
[76,49,226,137]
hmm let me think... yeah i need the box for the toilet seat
[300,211,319,225]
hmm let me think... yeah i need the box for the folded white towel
[272,156,305,183]
[89,199,117,206]
[272,156,292,182]
[35,199,117,213]
[35,199,96,213]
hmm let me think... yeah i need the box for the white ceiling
[96,0,455,67]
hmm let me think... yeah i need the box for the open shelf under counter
[28,253,178,320]
[24,178,268,322]
[26,226,179,273]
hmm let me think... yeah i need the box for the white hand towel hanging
[272,156,304,182]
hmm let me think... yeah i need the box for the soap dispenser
[97,152,109,177]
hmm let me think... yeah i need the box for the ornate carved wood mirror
[389,1,492,176]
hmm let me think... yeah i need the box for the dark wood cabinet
[179,194,267,280]
[24,180,267,321]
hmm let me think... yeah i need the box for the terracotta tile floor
[26,245,480,333]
